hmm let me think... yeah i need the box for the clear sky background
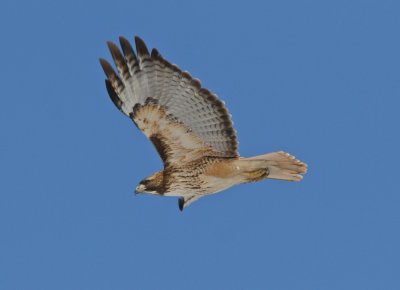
[1,0,399,289]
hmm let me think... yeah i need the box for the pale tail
[238,151,307,182]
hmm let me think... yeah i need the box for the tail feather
[241,151,307,182]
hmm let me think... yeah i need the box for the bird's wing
[178,195,202,211]
[100,36,238,167]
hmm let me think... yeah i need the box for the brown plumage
[100,36,307,210]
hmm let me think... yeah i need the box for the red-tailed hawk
[100,36,307,210]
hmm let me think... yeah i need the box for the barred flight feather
[100,36,307,210]
[100,36,238,164]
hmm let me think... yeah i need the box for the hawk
[100,36,307,210]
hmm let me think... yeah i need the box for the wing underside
[178,195,202,211]
[131,103,215,166]
[100,36,239,167]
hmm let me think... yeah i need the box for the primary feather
[100,36,238,160]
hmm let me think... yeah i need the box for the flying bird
[100,36,307,210]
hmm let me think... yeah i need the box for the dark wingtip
[135,36,150,57]
[119,36,133,54]
[107,42,121,61]
[119,36,138,69]
[99,58,114,78]
[118,36,129,46]
[151,48,160,58]
[106,41,130,79]
[106,41,120,57]
[105,80,123,111]
[106,40,115,50]
[178,198,184,211]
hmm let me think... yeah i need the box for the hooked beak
[135,184,145,195]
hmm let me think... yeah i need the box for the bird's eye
[140,179,149,186]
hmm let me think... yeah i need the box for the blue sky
[1,0,399,289]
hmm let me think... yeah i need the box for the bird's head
[135,171,164,195]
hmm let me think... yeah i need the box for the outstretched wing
[100,36,238,167]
